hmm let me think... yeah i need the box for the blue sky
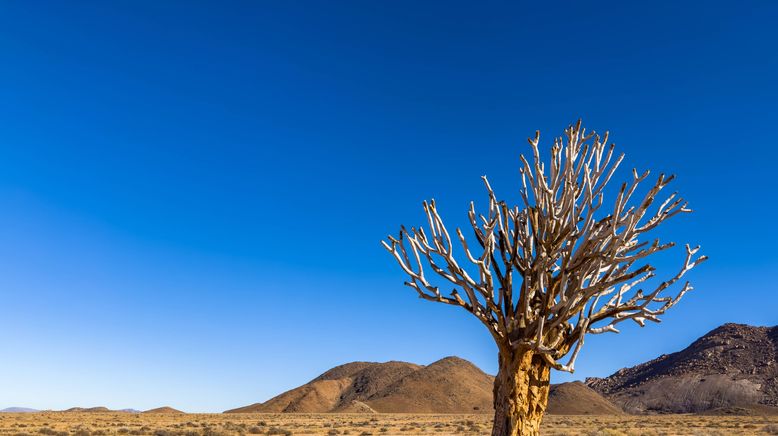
[0,1,776,412]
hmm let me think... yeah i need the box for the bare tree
[381,121,707,436]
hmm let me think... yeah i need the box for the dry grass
[0,412,776,435]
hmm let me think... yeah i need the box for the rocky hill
[143,407,184,414]
[226,356,621,414]
[547,382,623,415]
[225,357,491,414]
[62,407,113,413]
[587,323,778,414]
[358,357,493,413]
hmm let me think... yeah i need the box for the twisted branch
[381,120,707,373]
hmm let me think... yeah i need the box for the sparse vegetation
[0,412,774,435]
[763,423,778,435]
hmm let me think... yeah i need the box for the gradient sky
[0,1,776,412]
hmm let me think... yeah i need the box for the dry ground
[0,413,777,436]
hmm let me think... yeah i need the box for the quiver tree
[381,121,707,436]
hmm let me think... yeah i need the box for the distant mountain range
[227,323,778,416]
[3,323,777,416]
[62,407,141,413]
[0,407,38,413]
[1,407,174,414]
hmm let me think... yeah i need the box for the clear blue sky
[0,1,776,412]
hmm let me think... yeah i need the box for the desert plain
[0,412,778,436]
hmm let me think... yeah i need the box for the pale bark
[491,349,550,436]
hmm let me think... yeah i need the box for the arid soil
[1,412,778,435]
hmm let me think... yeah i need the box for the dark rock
[587,323,778,414]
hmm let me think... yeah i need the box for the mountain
[63,407,112,413]
[0,407,38,413]
[62,407,139,413]
[362,357,493,413]
[224,359,448,413]
[587,323,778,414]
[226,356,620,415]
[143,407,185,414]
[547,382,623,415]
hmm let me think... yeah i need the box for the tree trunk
[491,349,551,436]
